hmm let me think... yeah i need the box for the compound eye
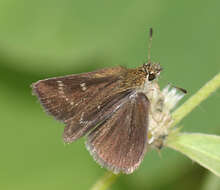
[148,73,156,81]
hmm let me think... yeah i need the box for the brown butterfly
[32,28,164,174]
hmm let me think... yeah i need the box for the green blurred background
[0,0,219,189]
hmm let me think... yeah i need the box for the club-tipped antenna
[148,28,153,63]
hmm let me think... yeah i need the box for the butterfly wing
[32,66,130,141]
[86,92,149,174]
[32,66,126,121]
[63,89,134,142]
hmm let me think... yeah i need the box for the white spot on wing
[80,83,87,91]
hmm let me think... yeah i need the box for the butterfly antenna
[169,83,187,94]
[148,28,153,64]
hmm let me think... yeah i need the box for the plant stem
[90,72,220,190]
[171,72,220,128]
[90,172,119,190]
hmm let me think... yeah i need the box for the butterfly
[32,28,165,174]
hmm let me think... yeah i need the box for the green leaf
[201,172,220,190]
[166,133,220,177]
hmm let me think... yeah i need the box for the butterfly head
[142,62,162,81]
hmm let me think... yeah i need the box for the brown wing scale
[86,92,149,174]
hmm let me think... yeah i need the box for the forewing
[32,66,132,142]
[86,92,149,174]
[63,89,134,142]
[32,66,126,121]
